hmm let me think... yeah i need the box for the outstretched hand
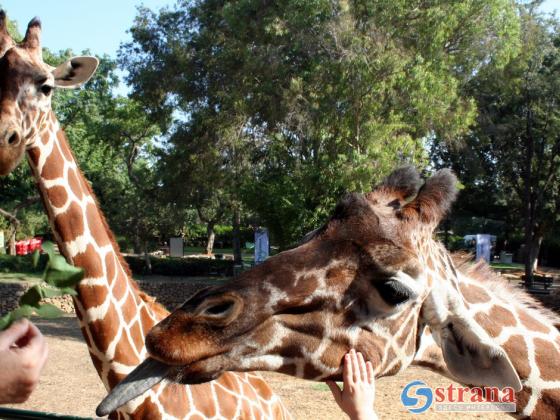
[327,349,377,420]
[0,319,48,404]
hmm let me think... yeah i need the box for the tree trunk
[8,226,16,256]
[232,210,242,264]
[206,221,216,255]
[527,233,543,274]
[143,241,152,273]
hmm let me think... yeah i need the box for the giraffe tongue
[95,358,170,416]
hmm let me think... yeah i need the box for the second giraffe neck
[26,111,167,389]
[412,236,560,418]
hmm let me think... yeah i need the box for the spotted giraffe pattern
[145,167,560,419]
[0,13,289,420]
[409,227,560,419]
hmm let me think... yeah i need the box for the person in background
[0,319,48,404]
[327,349,378,420]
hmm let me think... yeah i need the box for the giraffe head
[0,11,98,176]
[128,166,521,394]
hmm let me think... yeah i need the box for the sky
[1,0,175,57]
[1,0,560,93]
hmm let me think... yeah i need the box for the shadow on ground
[33,315,83,342]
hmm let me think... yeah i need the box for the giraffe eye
[40,84,53,96]
[376,279,413,306]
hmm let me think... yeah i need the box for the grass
[312,383,334,392]
[490,262,524,270]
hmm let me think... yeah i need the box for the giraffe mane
[452,252,560,329]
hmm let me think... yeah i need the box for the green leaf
[35,303,65,319]
[41,241,56,259]
[0,313,12,330]
[32,249,40,268]
[19,286,43,307]
[10,305,36,322]
[43,254,84,288]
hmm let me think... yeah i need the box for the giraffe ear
[401,169,458,223]
[421,293,522,391]
[52,56,99,88]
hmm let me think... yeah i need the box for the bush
[0,254,48,274]
[125,255,234,277]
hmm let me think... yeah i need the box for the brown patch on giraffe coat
[533,388,560,419]
[140,306,157,331]
[73,244,104,279]
[77,285,108,312]
[46,185,68,209]
[248,374,274,400]
[87,351,104,379]
[459,282,492,304]
[130,395,161,419]
[519,310,550,334]
[278,363,297,377]
[303,363,324,378]
[107,366,125,389]
[104,252,116,281]
[54,201,84,242]
[534,338,560,381]
[67,169,83,200]
[190,384,218,417]
[27,147,40,168]
[113,338,141,368]
[159,384,190,419]
[85,202,111,247]
[502,335,531,379]
[129,320,144,352]
[319,341,347,369]
[120,292,138,324]
[89,303,120,354]
[474,306,516,338]
[40,141,64,180]
[56,129,74,161]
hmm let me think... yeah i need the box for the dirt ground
[5,316,508,420]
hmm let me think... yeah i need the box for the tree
[120,0,519,247]
[449,3,560,281]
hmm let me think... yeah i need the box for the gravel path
[6,316,506,419]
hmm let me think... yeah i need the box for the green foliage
[0,253,47,274]
[0,243,83,330]
[435,4,560,270]
[121,0,520,247]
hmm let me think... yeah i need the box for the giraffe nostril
[7,132,20,146]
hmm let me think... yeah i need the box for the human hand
[0,319,48,404]
[327,349,377,420]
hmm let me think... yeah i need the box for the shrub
[0,254,48,274]
[125,255,234,277]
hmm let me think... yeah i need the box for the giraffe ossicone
[0,12,290,419]
[134,166,560,418]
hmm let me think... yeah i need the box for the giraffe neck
[411,233,560,417]
[457,270,560,417]
[24,111,290,419]
[26,111,165,390]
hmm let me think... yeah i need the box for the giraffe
[0,13,290,419]
[115,166,560,418]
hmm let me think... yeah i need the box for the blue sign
[254,228,269,264]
